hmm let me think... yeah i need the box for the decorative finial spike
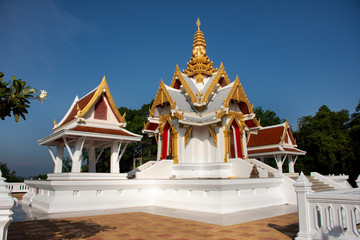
[196,17,201,30]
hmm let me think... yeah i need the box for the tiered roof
[39,77,141,147]
[144,19,260,132]
[247,121,306,157]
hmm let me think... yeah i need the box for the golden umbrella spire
[196,17,201,30]
[183,18,217,78]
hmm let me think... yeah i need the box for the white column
[288,155,295,173]
[294,172,312,240]
[71,137,85,173]
[274,154,283,173]
[88,145,96,173]
[157,136,162,161]
[241,131,248,159]
[54,144,64,173]
[0,170,16,240]
[110,141,120,173]
[356,175,360,188]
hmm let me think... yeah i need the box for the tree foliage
[254,106,283,127]
[0,72,40,122]
[0,161,23,182]
[294,104,359,185]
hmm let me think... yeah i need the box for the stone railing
[0,171,17,240]
[294,173,360,240]
[6,182,29,193]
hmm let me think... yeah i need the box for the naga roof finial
[196,17,201,30]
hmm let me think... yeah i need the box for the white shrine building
[22,19,351,215]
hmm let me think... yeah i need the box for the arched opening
[229,120,242,158]
[161,122,172,159]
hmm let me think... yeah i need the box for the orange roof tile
[247,125,284,147]
[61,92,95,126]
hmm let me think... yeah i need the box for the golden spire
[196,17,201,30]
[183,18,217,78]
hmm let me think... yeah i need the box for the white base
[47,172,128,180]
[172,162,232,178]
[23,177,292,214]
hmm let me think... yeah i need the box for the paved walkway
[8,210,298,240]
[8,194,299,239]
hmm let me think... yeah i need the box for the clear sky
[0,0,359,177]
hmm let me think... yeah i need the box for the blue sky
[0,0,359,177]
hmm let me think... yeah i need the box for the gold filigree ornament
[183,18,217,77]
[184,126,193,147]
[208,126,217,147]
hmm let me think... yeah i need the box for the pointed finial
[196,17,201,30]
[54,119,58,127]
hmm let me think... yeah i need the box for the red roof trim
[71,126,136,137]
[60,92,95,127]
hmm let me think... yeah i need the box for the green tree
[294,105,353,177]
[118,100,157,172]
[346,100,360,184]
[0,72,45,122]
[254,106,283,127]
[0,161,23,182]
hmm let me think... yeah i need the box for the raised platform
[23,177,296,214]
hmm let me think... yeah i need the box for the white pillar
[356,175,360,188]
[288,155,295,173]
[274,155,283,173]
[54,144,64,173]
[0,170,16,240]
[241,131,248,159]
[110,141,120,173]
[157,136,162,161]
[294,172,312,240]
[71,137,85,173]
[88,145,96,173]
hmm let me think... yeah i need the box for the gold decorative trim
[228,111,244,121]
[201,63,231,103]
[223,129,230,162]
[223,76,254,114]
[153,133,158,144]
[77,76,125,123]
[184,126,192,147]
[281,120,296,144]
[183,18,217,77]
[223,117,246,161]
[216,109,227,119]
[169,65,198,104]
[149,79,176,117]
[172,127,179,163]
[208,126,217,147]
[158,114,173,135]
[173,111,184,120]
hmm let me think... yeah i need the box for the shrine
[23,19,310,214]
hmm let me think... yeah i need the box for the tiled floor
[8,211,299,240]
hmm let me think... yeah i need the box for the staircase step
[306,176,335,192]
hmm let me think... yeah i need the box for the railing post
[356,175,360,188]
[0,170,16,240]
[294,172,313,240]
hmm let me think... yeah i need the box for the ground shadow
[268,223,298,239]
[8,218,116,240]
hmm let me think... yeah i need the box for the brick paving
[8,211,298,240]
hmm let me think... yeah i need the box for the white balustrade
[295,173,360,240]
[6,182,29,193]
[0,171,17,240]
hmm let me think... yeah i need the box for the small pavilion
[38,76,142,179]
[247,121,306,173]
